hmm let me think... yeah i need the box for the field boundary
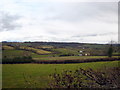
[2,57,120,64]
[33,57,120,64]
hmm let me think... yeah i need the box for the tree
[108,44,113,57]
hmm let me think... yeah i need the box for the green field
[51,48,79,55]
[2,45,14,50]
[2,50,29,58]
[19,46,52,54]
[2,43,120,88]
[2,61,119,88]
[2,50,52,58]
[4,49,118,60]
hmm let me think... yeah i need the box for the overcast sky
[0,0,118,44]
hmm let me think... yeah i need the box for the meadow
[2,50,50,58]
[2,61,119,88]
[2,42,120,88]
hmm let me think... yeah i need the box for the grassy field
[2,61,119,88]
[2,50,29,58]
[4,49,119,60]
[38,45,53,49]
[51,48,79,55]
[2,50,52,58]
[19,46,52,54]
[2,46,14,50]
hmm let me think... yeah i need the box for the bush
[49,67,120,88]
[59,53,74,57]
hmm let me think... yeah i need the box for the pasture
[2,61,119,88]
[19,46,52,54]
[2,50,51,58]
[2,42,120,88]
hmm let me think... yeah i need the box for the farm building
[84,53,90,56]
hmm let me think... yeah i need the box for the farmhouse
[79,50,83,53]
[84,53,90,56]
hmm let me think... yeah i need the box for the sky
[0,0,119,44]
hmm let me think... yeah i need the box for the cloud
[44,2,117,23]
[0,1,118,43]
[72,32,118,38]
[0,11,21,32]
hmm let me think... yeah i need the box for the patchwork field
[2,45,14,50]
[2,61,119,88]
[2,42,120,88]
[2,49,52,58]
[19,46,52,54]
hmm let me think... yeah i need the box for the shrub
[59,53,74,57]
[49,67,120,88]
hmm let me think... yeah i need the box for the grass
[2,46,14,50]
[39,45,53,49]
[52,48,79,55]
[20,46,52,54]
[113,52,120,55]
[2,50,52,58]
[2,61,119,88]
[31,54,52,58]
[2,50,29,58]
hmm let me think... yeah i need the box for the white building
[79,51,83,53]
